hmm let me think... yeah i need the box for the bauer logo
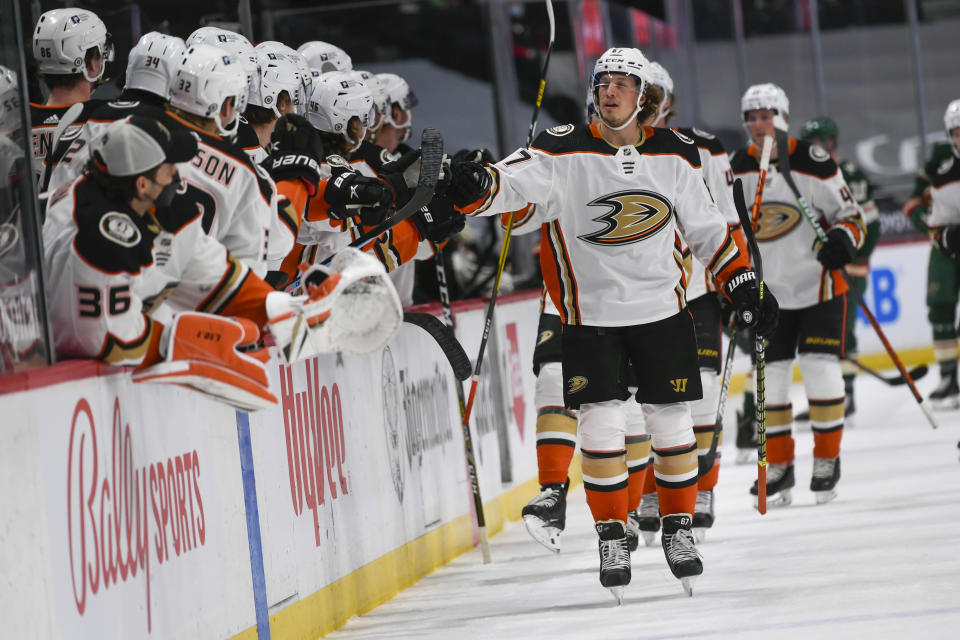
[381,346,405,503]
[278,360,350,547]
[580,189,673,246]
[567,376,588,394]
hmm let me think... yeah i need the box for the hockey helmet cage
[298,41,352,74]
[741,83,790,132]
[125,32,186,100]
[169,44,249,137]
[33,9,113,82]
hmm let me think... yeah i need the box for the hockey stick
[702,320,738,475]
[735,135,772,514]
[774,129,938,429]
[431,243,491,563]
[461,0,556,453]
[848,357,928,387]
[403,311,472,381]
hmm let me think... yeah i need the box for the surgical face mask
[151,171,181,208]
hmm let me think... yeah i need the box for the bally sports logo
[66,397,206,633]
[278,359,349,547]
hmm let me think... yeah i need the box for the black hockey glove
[816,227,857,270]
[265,114,325,193]
[936,225,960,258]
[447,160,492,210]
[378,148,421,210]
[413,196,466,243]
[725,268,779,338]
[323,167,392,224]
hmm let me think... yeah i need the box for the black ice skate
[661,514,703,596]
[750,463,795,508]
[929,371,959,410]
[596,520,631,605]
[635,491,660,546]
[692,489,714,543]
[735,411,757,464]
[626,510,641,552]
[810,456,841,504]
[521,481,568,553]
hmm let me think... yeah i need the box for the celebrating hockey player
[731,83,865,507]
[446,47,778,601]
[799,116,880,417]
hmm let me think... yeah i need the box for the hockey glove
[323,166,392,224]
[413,196,466,243]
[816,227,857,270]
[724,268,780,338]
[447,160,492,211]
[265,114,325,194]
[378,148,421,211]
[935,225,960,258]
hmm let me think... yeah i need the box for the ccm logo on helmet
[579,189,673,246]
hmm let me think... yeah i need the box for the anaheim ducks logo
[537,329,554,346]
[754,201,803,241]
[567,376,588,394]
[578,190,673,246]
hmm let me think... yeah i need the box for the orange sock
[693,424,721,490]
[535,407,577,485]
[809,397,844,459]
[653,442,698,516]
[764,402,795,465]
[626,434,651,511]
[582,449,628,522]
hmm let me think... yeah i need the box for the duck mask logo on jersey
[578,189,673,246]
[755,201,803,241]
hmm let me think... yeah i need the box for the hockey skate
[521,481,568,553]
[750,463,794,508]
[636,491,661,546]
[810,456,841,504]
[735,411,757,464]
[596,520,631,605]
[929,371,960,410]
[692,489,714,543]
[661,514,703,596]
[626,510,641,552]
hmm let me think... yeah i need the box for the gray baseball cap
[93,115,197,176]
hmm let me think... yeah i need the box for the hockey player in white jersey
[447,47,779,600]
[242,49,306,162]
[43,116,402,409]
[730,83,865,506]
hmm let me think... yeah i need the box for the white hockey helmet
[0,66,21,137]
[169,44,249,137]
[741,83,790,132]
[125,32,185,100]
[646,61,674,123]
[591,47,651,131]
[945,99,960,134]
[187,28,258,101]
[33,8,113,82]
[376,72,417,141]
[306,71,374,151]
[256,42,312,115]
[249,51,305,118]
[349,70,386,131]
[298,41,352,74]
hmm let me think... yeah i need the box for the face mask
[152,172,181,208]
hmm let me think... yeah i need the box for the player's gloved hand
[413,196,466,243]
[935,225,960,258]
[378,148,421,210]
[447,160,492,211]
[816,227,857,269]
[323,165,392,225]
[717,291,737,328]
[452,148,496,165]
[724,268,779,337]
[265,114,325,194]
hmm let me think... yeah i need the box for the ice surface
[329,373,960,639]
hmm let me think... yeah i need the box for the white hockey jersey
[730,138,865,310]
[43,174,262,365]
[926,151,960,232]
[465,123,750,327]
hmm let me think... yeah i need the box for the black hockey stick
[317,128,444,267]
[431,241,491,563]
[734,175,769,513]
[461,0,556,442]
[774,129,937,429]
[701,320,738,475]
[402,311,471,381]
[848,357,928,387]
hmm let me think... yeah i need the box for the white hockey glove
[268,247,403,363]
[132,312,277,411]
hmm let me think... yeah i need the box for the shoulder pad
[787,138,838,179]
[729,148,759,174]
[930,155,960,187]
[531,124,612,156]
[72,182,155,274]
[546,123,575,136]
[677,127,727,156]
[236,119,261,150]
[640,127,702,167]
